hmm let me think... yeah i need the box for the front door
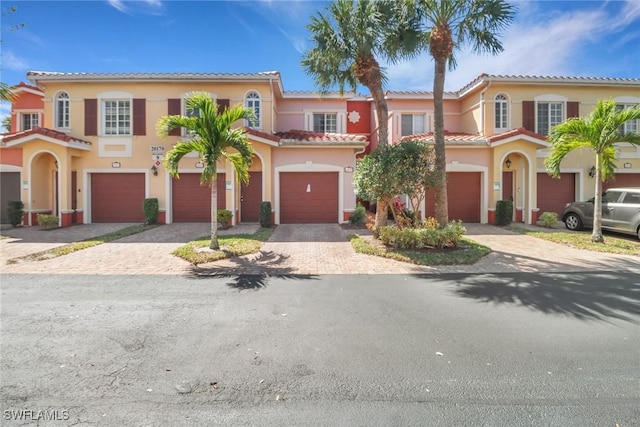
[241,171,262,222]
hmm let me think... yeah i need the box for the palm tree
[301,0,422,227]
[0,82,17,102]
[414,0,515,226]
[545,99,640,243]
[157,92,254,250]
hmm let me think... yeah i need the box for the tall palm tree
[0,82,17,102]
[302,0,422,227]
[545,99,640,243]
[414,0,515,226]
[157,92,254,250]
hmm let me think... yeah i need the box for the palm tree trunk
[210,179,220,250]
[370,83,389,228]
[433,55,449,227]
[591,156,604,243]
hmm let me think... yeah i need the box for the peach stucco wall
[0,148,23,166]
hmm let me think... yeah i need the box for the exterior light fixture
[151,165,158,176]
[111,161,121,168]
[344,166,354,173]
[195,161,204,168]
[505,157,511,169]
[624,162,632,169]
[589,166,596,178]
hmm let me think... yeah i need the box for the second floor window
[21,113,39,131]
[184,105,201,136]
[401,114,426,136]
[56,92,70,129]
[494,94,508,130]
[537,102,563,136]
[313,113,337,133]
[616,104,639,135]
[103,100,131,135]
[246,92,261,128]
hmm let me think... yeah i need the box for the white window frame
[101,98,131,136]
[313,112,338,133]
[494,94,509,131]
[55,91,70,129]
[400,113,427,137]
[245,91,261,129]
[535,94,567,136]
[303,110,346,133]
[20,112,40,131]
[616,103,639,134]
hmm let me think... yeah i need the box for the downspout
[479,80,492,137]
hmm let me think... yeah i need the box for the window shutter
[522,101,535,132]
[84,99,97,136]
[168,99,181,136]
[567,101,579,119]
[217,98,229,114]
[133,98,146,135]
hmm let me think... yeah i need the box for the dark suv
[561,187,640,240]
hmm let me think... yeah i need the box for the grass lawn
[6,224,158,264]
[172,227,274,265]
[348,234,491,266]
[509,226,640,256]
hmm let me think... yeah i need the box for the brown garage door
[1,172,20,224]
[537,172,575,216]
[603,173,640,191]
[91,173,145,222]
[426,172,481,222]
[173,173,225,222]
[280,172,338,223]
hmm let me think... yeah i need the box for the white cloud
[1,50,30,71]
[107,0,128,13]
[107,0,164,15]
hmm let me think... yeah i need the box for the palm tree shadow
[187,250,318,290]
[418,272,640,323]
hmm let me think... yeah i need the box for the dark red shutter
[133,99,146,135]
[217,98,229,114]
[522,101,535,132]
[168,98,181,136]
[84,99,97,136]
[567,101,579,119]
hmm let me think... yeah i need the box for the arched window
[494,94,508,131]
[245,91,261,128]
[56,91,70,129]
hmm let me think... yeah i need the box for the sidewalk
[1,222,638,275]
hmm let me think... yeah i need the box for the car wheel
[637,226,640,241]
[564,213,583,231]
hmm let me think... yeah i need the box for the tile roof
[1,127,92,147]
[400,131,489,145]
[12,81,43,93]
[487,127,547,143]
[275,129,369,145]
[27,71,281,82]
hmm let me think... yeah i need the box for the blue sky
[1,0,640,122]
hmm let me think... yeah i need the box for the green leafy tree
[413,0,515,226]
[2,115,11,131]
[157,92,254,249]
[545,99,640,243]
[302,0,422,227]
[354,140,438,227]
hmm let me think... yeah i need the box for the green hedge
[349,204,367,225]
[259,201,272,228]
[495,200,513,226]
[36,213,59,230]
[143,198,159,224]
[378,221,466,249]
[7,201,24,227]
[217,209,233,224]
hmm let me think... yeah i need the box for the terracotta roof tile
[487,127,547,143]
[275,129,368,145]
[400,131,488,145]
[1,127,92,146]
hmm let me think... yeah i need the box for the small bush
[495,200,513,226]
[378,220,466,249]
[143,198,159,224]
[7,201,24,227]
[217,209,233,224]
[259,201,272,228]
[349,204,367,225]
[539,211,559,228]
[37,214,59,230]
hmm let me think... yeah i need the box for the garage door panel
[425,172,481,223]
[537,173,575,216]
[1,172,20,224]
[603,173,640,191]
[280,172,338,223]
[173,173,225,222]
[91,173,145,223]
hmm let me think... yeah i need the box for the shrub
[349,204,367,225]
[37,214,59,230]
[7,201,24,227]
[495,200,513,226]
[143,198,159,225]
[217,209,233,225]
[378,220,466,249]
[259,201,272,228]
[539,211,559,228]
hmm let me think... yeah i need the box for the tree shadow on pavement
[418,272,640,323]
[187,250,318,290]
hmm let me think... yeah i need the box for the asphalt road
[1,272,639,426]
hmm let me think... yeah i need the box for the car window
[603,191,623,203]
[621,192,640,204]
